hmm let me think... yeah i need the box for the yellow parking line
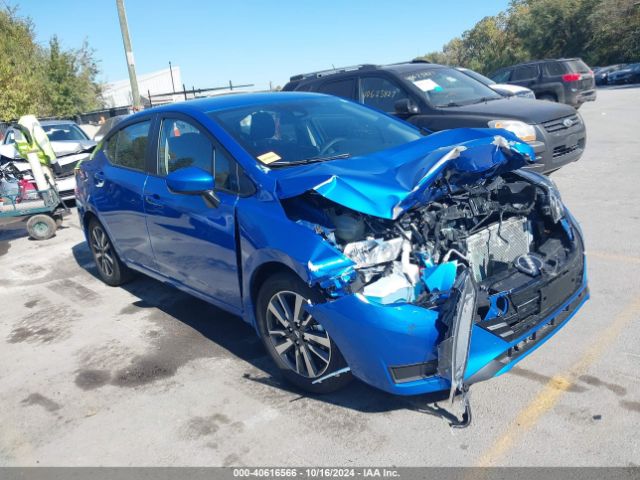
[589,250,640,264]
[476,297,640,467]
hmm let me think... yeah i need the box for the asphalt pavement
[0,86,639,466]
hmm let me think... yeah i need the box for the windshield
[460,68,496,86]
[402,67,502,107]
[209,96,423,167]
[42,123,88,141]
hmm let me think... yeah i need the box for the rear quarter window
[543,62,567,76]
[565,59,591,73]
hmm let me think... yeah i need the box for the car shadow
[71,241,461,424]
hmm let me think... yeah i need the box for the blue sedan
[76,92,588,415]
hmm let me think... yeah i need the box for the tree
[415,0,639,76]
[0,5,102,120]
[587,0,640,64]
[0,6,47,119]
[46,36,102,116]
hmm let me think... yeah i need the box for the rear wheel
[26,214,57,240]
[256,272,352,394]
[88,219,134,286]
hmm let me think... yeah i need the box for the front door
[143,115,242,311]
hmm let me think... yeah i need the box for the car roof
[39,119,80,126]
[285,61,448,88]
[125,92,331,120]
[503,58,584,68]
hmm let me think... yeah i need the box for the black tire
[538,94,557,102]
[256,272,352,394]
[26,214,57,240]
[88,218,134,286]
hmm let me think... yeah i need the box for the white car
[0,120,96,200]
[458,67,536,99]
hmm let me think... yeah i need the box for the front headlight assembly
[488,119,536,142]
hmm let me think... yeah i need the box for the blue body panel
[75,92,589,397]
[143,175,242,311]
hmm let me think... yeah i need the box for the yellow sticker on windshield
[257,151,282,164]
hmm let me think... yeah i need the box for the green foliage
[417,0,640,75]
[0,6,102,120]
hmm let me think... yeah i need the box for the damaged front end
[275,131,588,421]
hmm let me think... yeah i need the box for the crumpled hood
[273,128,535,220]
[50,140,96,157]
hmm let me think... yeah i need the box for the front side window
[105,121,150,171]
[208,96,422,168]
[403,67,502,107]
[512,65,539,81]
[158,119,212,176]
[360,76,409,112]
[492,69,512,83]
[158,117,248,193]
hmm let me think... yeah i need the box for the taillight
[562,73,581,82]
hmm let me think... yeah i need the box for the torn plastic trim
[436,269,478,403]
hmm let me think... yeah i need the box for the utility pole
[116,0,141,110]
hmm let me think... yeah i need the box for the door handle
[93,171,104,187]
[144,193,162,207]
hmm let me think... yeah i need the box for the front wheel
[88,219,134,286]
[256,272,352,394]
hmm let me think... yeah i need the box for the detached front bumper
[308,227,588,396]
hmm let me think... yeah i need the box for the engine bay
[283,172,577,312]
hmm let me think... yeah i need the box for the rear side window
[543,62,566,76]
[318,79,356,99]
[105,121,150,171]
[512,65,539,81]
[360,76,409,112]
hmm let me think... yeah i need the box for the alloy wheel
[91,225,115,278]
[265,291,332,379]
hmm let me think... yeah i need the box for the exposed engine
[284,172,575,309]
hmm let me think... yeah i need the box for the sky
[12,0,511,91]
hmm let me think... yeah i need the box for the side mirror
[166,167,214,194]
[166,167,221,208]
[394,98,419,115]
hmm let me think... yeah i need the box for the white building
[102,66,183,107]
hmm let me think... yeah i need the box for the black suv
[490,58,596,108]
[283,62,586,174]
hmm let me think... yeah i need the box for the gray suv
[284,61,586,174]
[490,58,596,108]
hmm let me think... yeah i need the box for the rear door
[91,119,155,268]
[143,114,244,311]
